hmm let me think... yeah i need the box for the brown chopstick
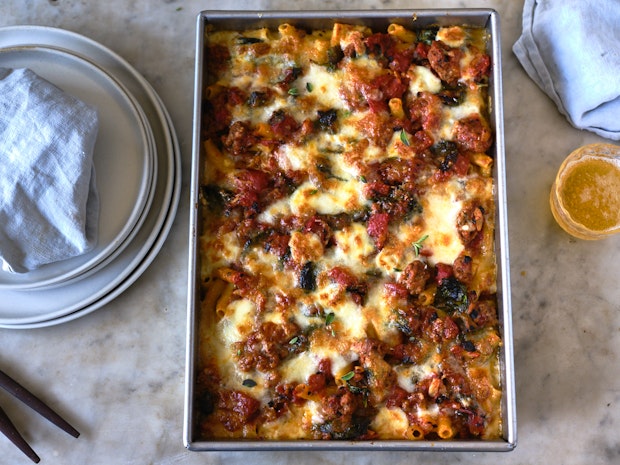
[0,405,40,463]
[0,369,79,438]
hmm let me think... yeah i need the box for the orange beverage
[550,144,620,240]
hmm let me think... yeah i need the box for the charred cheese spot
[332,223,374,272]
[290,181,368,216]
[436,26,468,48]
[289,231,324,264]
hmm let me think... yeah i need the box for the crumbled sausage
[456,204,485,244]
[398,260,431,295]
[453,115,492,153]
[427,40,463,86]
[453,252,474,284]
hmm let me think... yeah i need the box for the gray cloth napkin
[513,0,620,140]
[0,67,99,273]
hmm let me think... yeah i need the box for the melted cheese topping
[436,26,468,48]
[290,180,367,216]
[299,64,346,110]
[419,184,465,265]
[408,65,442,95]
[371,407,410,438]
[197,22,502,443]
[440,89,486,141]
[332,223,375,272]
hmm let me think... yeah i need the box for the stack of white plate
[0,26,181,329]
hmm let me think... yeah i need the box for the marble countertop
[1,0,619,464]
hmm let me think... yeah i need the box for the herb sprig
[400,130,410,146]
[412,234,428,257]
[325,312,336,336]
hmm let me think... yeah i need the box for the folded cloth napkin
[0,67,99,273]
[513,0,620,140]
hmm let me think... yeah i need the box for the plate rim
[0,25,181,326]
[0,42,156,290]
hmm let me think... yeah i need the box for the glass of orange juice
[550,143,620,240]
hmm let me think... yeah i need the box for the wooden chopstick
[0,369,79,438]
[0,405,40,463]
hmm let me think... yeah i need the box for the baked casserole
[193,17,505,443]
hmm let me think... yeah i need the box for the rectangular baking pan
[185,8,516,452]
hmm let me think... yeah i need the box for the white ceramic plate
[5,114,179,329]
[0,44,155,290]
[0,26,181,327]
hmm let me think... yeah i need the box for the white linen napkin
[0,67,99,273]
[513,0,620,140]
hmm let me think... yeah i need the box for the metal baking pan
[185,9,515,452]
